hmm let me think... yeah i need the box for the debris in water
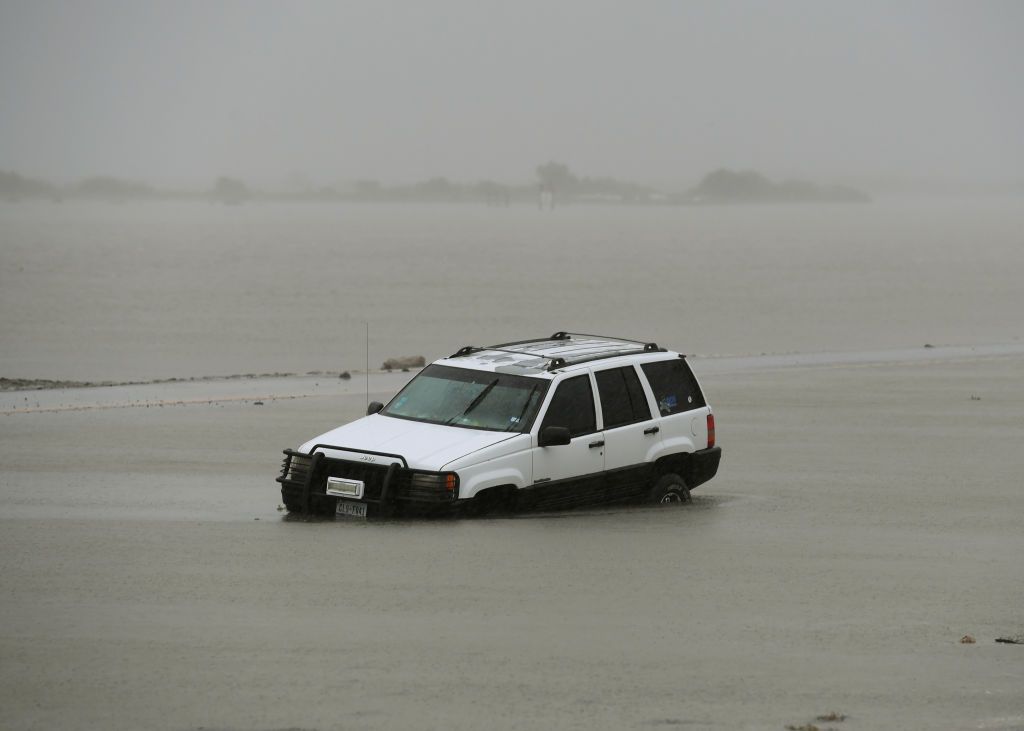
[960,634,976,644]
[970,395,981,401]
[924,343,935,348]
[995,634,1024,644]
[382,355,426,371]
[253,400,264,406]
[816,712,846,722]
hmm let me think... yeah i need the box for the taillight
[706,413,716,449]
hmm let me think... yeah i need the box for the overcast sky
[1,0,1021,188]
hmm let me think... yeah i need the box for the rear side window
[595,366,652,429]
[541,375,596,437]
[641,359,706,415]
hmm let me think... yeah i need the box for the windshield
[382,365,548,432]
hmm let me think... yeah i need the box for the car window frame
[640,357,707,415]
[537,372,600,439]
[592,364,655,431]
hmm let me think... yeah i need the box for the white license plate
[326,476,364,499]
[335,500,368,519]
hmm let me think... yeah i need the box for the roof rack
[449,331,666,372]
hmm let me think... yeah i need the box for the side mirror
[366,401,384,415]
[538,425,571,447]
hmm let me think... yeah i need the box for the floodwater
[1,198,1023,381]
[2,199,1024,730]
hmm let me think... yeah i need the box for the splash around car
[277,332,721,518]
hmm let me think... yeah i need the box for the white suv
[277,332,721,518]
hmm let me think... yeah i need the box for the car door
[528,373,604,510]
[593,364,662,501]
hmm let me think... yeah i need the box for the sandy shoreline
[2,350,1022,730]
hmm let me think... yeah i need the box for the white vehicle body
[278,333,721,516]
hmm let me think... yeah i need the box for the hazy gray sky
[1,0,1021,187]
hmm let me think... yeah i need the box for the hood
[299,414,520,471]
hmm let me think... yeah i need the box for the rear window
[641,359,706,415]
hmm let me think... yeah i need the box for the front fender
[459,465,530,500]
[443,434,532,499]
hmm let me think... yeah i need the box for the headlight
[284,453,313,482]
[410,472,459,493]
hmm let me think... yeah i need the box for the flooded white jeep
[277,332,721,518]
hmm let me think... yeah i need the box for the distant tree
[76,176,154,199]
[682,168,869,204]
[213,177,249,204]
[0,170,58,200]
[535,161,577,194]
[353,179,382,198]
[475,180,511,206]
[410,177,460,201]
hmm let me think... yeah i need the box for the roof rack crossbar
[449,332,668,371]
[449,345,562,361]
[549,331,659,348]
[544,346,666,371]
[486,333,571,349]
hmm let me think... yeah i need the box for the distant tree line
[677,169,870,204]
[1,170,59,200]
[2,165,871,205]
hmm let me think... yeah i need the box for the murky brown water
[2,198,1023,381]
[2,354,1023,730]
[2,200,1023,730]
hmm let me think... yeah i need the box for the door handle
[588,440,605,449]
[644,426,660,435]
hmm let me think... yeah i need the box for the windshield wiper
[506,384,538,431]
[446,378,499,424]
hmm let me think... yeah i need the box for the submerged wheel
[465,486,517,517]
[648,474,691,505]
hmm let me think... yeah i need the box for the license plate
[326,476,365,499]
[335,500,368,520]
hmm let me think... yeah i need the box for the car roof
[433,332,680,377]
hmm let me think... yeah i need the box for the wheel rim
[659,491,682,504]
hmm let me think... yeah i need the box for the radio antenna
[365,321,370,408]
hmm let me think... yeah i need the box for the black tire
[464,485,517,517]
[648,473,691,505]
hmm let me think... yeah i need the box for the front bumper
[276,449,459,516]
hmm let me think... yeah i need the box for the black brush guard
[277,449,457,516]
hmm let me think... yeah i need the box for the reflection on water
[282,493,737,527]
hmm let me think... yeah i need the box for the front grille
[277,449,456,513]
[321,459,395,500]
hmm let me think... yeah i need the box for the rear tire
[648,473,691,505]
